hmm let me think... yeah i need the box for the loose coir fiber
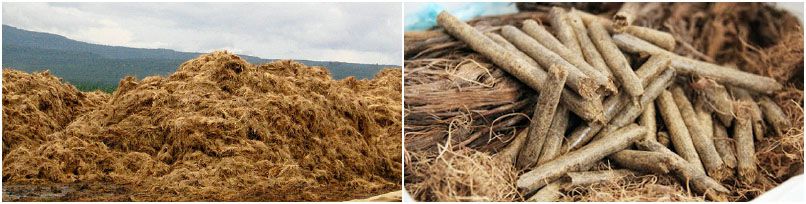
[2,51,402,201]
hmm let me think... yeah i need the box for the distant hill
[2,25,398,92]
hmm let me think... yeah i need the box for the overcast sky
[2,2,402,65]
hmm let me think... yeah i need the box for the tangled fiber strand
[405,147,522,201]
[404,43,535,154]
[2,51,401,201]
[561,173,705,202]
[2,70,109,156]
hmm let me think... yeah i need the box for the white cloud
[2,2,402,65]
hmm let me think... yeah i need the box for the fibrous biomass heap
[2,51,402,201]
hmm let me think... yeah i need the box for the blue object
[404,2,518,31]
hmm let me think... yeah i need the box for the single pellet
[640,104,658,142]
[612,33,783,94]
[538,106,570,164]
[759,97,791,136]
[613,2,640,32]
[549,7,582,56]
[564,169,635,186]
[694,100,714,141]
[568,9,613,79]
[486,32,540,68]
[634,54,671,87]
[733,101,757,184]
[624,26,676,51]
[517,65,568,170]
[657,90,706,174]
[731,87,766,140]
[587,19,644,100]
[713,122,738,170]
[611,150,676,174]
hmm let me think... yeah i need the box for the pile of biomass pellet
[404,2,802,201]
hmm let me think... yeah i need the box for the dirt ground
[2,182,398,201]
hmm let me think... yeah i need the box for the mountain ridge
[2,25,398,91]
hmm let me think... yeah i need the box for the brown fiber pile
[2,51,401,201]
[404,2,803,202]
[406,148,521,201]
[2,70,109,156]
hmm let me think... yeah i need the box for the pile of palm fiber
[2,70,109,157]
[2,51,402,201]
[404,2,802,201]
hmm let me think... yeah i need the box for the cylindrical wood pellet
[568,9,612,79]
[517,124,646,193]
[587,19,644,100]
[549,7,582,56]
[517,65,568,170]
[613,2,640,32]
[564,169,635,186]
[694,100,714,141]
[612,33,783,94]
[611,150,676,174]
[657,90,706,174]
[713,122,738,170]
[731,87,766,140]
[538,106,570,164]
[634,54,671,87]
[624,26,676,51]
[733,101,757,184]
[640,104,658,142]
[486,32,540,68]
[759,97,791,136]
